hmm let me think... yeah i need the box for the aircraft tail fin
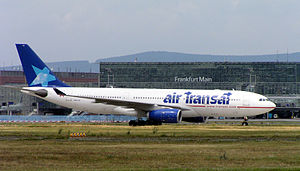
[16,44,70,87]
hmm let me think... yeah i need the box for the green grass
[0,123,300,170]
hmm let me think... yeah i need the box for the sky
[1,0,300,66]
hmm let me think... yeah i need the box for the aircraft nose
[267,101,276,109]
[270,101,276,108]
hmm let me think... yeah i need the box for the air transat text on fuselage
[163,92,232,105]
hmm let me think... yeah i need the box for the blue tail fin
[16,44,70,87]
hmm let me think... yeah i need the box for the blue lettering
[163,92,232,105]
[172,93,176,103]
[204,95,210,104]
[193,95,202,104]
[176,95,182,103]
[163,94,172,103]
[185,92,192,104]
[218,96,225,104]
[201,95,206,104]
[210,95,218,104]
[189,95,196,104]
[223,92,232,105]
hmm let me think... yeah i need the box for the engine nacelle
[148,109,182,123]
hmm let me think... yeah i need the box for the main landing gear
[128,119,162,126]
[242,116,248,126]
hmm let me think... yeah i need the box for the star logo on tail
[30,65,56,86]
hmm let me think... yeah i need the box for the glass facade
[99,62,300,94]
[100,62,300,108]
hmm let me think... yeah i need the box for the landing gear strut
[128,120,162,126]
[242,116,248,126]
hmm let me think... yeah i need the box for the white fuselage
[22,87,276,118]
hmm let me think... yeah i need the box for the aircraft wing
[53,88,189,112]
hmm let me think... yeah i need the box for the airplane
[13,44,276,126]
[0,96,24,114]
[0,103,24,113]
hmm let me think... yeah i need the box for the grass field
[1,123,300,170]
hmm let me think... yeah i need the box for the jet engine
[148,109,182,123]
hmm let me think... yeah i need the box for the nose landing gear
[242,116,248,126]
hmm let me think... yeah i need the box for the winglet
[16,44,70,87]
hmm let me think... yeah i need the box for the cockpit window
[259,98,269,101]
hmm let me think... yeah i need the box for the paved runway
[0,115,300,125]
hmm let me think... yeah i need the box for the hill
[2,51,300,72]
[1,60,99,73]
[97,51,300,63]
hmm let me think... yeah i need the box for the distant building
[99,62,300,118]
[0,70,99,115]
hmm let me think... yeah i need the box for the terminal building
[99,62,300,118]
[1,62,299,118]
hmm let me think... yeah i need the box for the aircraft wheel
[130,120,163,126]
[147,120,162,125]
[137,120,146,126]
[129,120,137,126]
[242,121,248,126]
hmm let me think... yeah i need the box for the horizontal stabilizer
[53,88,66,96]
